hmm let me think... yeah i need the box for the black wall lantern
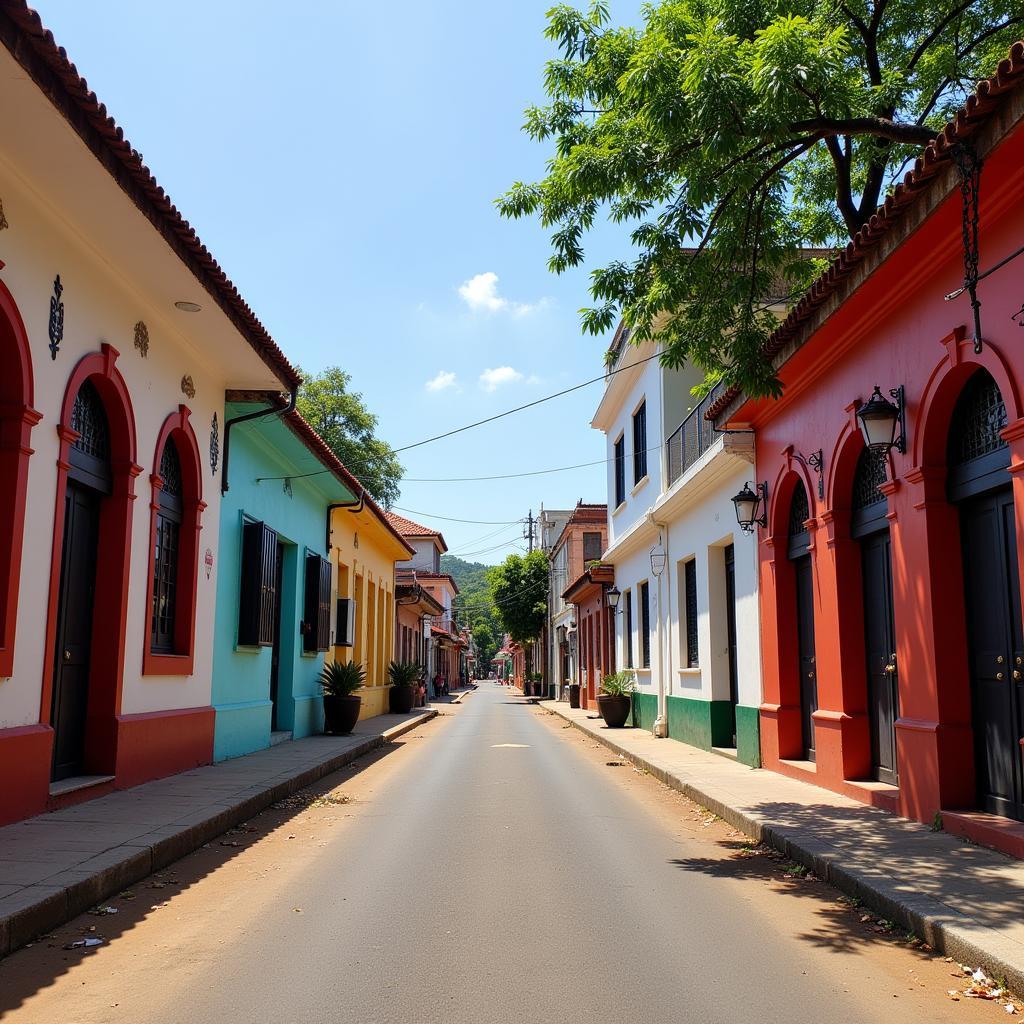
[732,481,768,534]
[857,385,906,455]
[605,585,621,610]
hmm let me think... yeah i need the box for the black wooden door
[861,530,899,784]
[724,544,739,746]
[51,482,101,781]
[794,555,817,761]
[269,543,285,731]
[961,487,1024,820]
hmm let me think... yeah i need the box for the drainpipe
[647,510,670,738]
[221,386,298,495]
[325,490,365,554]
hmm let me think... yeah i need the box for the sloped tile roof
[706,40,1024,422]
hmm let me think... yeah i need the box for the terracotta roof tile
[705,39,1024,422]
[0,1,300,390]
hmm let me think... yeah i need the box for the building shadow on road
[0,739,408,1016]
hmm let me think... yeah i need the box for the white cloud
[457,272,541,316]
[479,366,524,392]
[425,370,458,392]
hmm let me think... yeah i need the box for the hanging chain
[952,143,984,353]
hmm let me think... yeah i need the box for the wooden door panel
[794,555,817,761]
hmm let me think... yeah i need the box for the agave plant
[387,660,421,688]
[320,659,366,698]
[600,671,636,697]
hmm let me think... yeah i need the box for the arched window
[851,447,888,538]
[144,408,205,675]
[151,437,183,653]
[787,479,810,558]
[947,369,1010,502]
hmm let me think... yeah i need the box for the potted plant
[320,659,365,735]
[598,671,635,728]
[567,678,581,709]
[388,660,420,714]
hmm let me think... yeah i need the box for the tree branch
[907,0,978,72]
[824,136,860,235]
[789,116,936,145]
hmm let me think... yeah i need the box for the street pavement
[0,683,997,1022]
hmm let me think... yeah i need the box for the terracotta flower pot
[597,693,632,728]
[323,694,361,735]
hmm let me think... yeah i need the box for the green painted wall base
[735,703,761,768]
[631,691,658,731]
[666,695,734,750]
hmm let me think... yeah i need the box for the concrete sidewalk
[0,709,438,957]
[543,699,1024,992]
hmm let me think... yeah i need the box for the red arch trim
[143,406,206,676]
[0,279,39,677]
[40,345,141,762]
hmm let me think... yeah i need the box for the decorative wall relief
[209,412,220,474]
[180,374,196,399]
[134,321,150,358]
[48,275,64,360]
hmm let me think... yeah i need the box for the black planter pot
[568,684,581,709]
[597,693,632,728]
[323,694,361,735]
[389,684,415,714]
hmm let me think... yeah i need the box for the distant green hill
[441,554,501,667]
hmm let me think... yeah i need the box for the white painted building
[591,324,764,766]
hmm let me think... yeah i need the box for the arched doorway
[51,379,110,780]
[948,369,1024,820]
[787,480,816,761]
[851,447,898,784]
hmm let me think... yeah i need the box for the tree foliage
[488,550,550,649]
[442,554,503,665]
[499,0,1021,397]
[297,366,403,508]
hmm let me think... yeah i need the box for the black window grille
[303,552,333,653]
[633,401,648,484]
[851,447,888,511]
[640,580,651,668]
[614,435,626,508]
[685,559,699,667]
[948,369,1008,465]
[151,436,184,654]
[583,532,603,563]
[624,589,634,668]
[71,379,110,460]
[238,520,279,646]
[788,480,810,537]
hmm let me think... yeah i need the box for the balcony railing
[665,382,725,488]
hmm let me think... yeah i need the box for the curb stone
[542,700,1024,995]
[0,709,437,957]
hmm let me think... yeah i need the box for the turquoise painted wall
[212,413,349,761]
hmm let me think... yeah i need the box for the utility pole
[524,509,536,553]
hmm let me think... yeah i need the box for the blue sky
[37,0,644,563]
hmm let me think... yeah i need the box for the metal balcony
[665,382,725,488]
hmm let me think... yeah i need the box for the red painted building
[714,43,1024,856]
[563,563,615,709]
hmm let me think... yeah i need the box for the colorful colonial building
[713,43,1024,850]
[0,5,302,821]
[330,492,413,720]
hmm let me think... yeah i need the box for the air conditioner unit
[335,598,356,647]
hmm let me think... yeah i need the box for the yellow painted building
[329,492,413,720]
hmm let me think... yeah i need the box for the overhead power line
[392,506,524,526]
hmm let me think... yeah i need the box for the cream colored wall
[0,157,247,729]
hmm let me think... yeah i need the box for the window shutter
[303,553,332,653]
[238,520,278,647]
[335,598,356,647]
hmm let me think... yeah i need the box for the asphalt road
[0,683,995,1022]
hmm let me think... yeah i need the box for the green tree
[297,366,403,507]
[472,621,497,668]
[499,1,1021,397]
[488,550,550,676]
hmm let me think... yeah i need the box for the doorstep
[0,709,438,958]
[47,775,116,812]
[943,810,1024,859]
[539,698,1024,995]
